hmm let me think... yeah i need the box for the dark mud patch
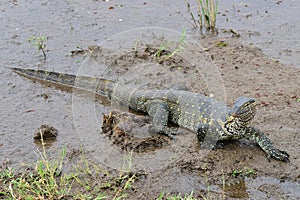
[33,124,58,140]
[33,124,58,148]
[101,111,171,153]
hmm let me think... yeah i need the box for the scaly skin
[11,68,290,162]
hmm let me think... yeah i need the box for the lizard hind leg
[145,99,177,138]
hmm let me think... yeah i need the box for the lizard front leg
[145,99,177,138]
[245,126,290,162]
[196,122,220,149]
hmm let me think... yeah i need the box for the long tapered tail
[11,68,77,86]
[11,68,116,97]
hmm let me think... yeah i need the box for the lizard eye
[231,97,256,123]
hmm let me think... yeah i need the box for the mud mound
[101,111,171,153]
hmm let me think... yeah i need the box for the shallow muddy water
[1,0,299,199]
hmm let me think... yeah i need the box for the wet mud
[1,0,299,199]
[2,37,300,199]
[50,40,299,199]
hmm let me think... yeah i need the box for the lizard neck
[224,117,248,135]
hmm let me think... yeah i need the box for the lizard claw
[267,149,290,163]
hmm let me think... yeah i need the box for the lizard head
[225,97,256,132]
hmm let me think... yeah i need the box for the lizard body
[11,68,289,162]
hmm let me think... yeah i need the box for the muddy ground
[74,36,299,199]
[1,1,299,199]
[6,36,300,199]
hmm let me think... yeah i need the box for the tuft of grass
[0,134,75,199]
[185,0,218,31]
[112,152,136,200]
[154,30,187,62]
[232,167,256,178]
[27,35,47,59]
[215,41,228,47]
[157,191,196,200]
[0,136,135,199]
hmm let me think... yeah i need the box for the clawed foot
[267,148,290,163]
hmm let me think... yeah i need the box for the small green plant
[112,152,136,200]
[232,167,256,178]
[186,0,218,30]
[296,97,300,102]
[215,41,228,47]
[0,141,141,199]
[28,35,47,59]
[14,133,73,199]
[157,191,196,200]
[154,30,186,62]
[0,151,73,199]
[0,132,75,199]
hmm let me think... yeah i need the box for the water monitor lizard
[11,68,290,162]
